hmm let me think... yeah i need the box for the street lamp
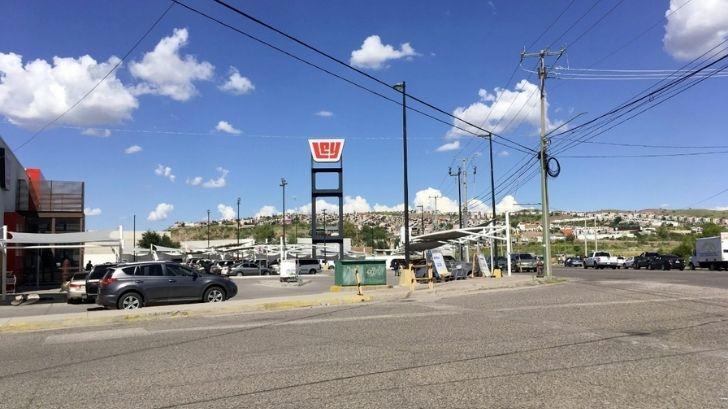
[280,177,287,252]
[393,81,410,268]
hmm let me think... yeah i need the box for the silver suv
[296,259,321,275]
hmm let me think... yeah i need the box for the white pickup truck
[584,251,619,269]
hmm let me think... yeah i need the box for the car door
[164,264,201,300]
[135,264,168,303]
[242,263,258,276]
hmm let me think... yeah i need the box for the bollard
[427,263,434,290]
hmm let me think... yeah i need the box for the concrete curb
[0,276,563,333]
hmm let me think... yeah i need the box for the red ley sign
[309,139,345,162]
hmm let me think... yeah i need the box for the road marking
[490,296,728,312]
[44,328,150,345]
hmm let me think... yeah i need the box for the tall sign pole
[521,47,563,278]
[280,177,287,254]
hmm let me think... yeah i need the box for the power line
[14,1,176,151]
[173,0,534,155]
[547,0,603,48]
[688,187,728,208]
[565,0,626,50]
[207,0,537,154]
[561,150,728,159]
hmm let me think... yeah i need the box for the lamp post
[207,209,211,249]
[280,177,287,252]
[133,213,136,262]
[236,197,241,246]
[322,209,327,263]
[393,81,410,267]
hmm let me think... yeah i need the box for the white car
[66,272,89,303]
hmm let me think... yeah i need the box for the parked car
[67,272,89,303]
[228,261,272,276]
[495,256,508,271]
[389,258,406,271]
[564,257,584,267]
[648,254,685,271]
[510,253,537,272]
[296,259,321,275]
[211,260,236,275]
[443,256,472,280]
[584,251,619,269]
[616,256,626,269]
[96,261,238,310]
[623,257,635,269]
[633,252,660,269]
[85,263,116,301]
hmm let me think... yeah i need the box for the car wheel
[237,272,243,277]
[309,269,317,275]
[204,286,226,303]
[118,292,142,310]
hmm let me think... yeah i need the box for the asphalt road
[1,272,727,408]
[553,265,728,289]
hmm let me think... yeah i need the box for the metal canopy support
[1,226,6,297]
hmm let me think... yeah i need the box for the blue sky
[1,0,727,230]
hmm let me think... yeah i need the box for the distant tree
[138,231,180,248]
[610,216,623,228]
[657,225,670,240]
[253,225,275,243]
[565,233,575,243]
[701,223,723,238]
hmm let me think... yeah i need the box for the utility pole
[449,166,464,259]
[417,205,424,235]
[280,177,287,252]
[429,194,440,229]
[236,197,241,247]
[488,135,497,261]
[521,47,564,278]
[133,213,136,262]
[207,209,211,249]
[393,81,410,267]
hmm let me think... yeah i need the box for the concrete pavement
[0,272,725,408]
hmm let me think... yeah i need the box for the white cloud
[712,206,728,211]
[154,164,175,182]
[293,196,372,214]
[0,52,138,129]
[663,0,728,60]
[349,35,418,70]
[81,128,111,137]
[447,79,561,138]
[344,196,371,213]
[129,28,214,101]
[202,167,228,188]
[413,187,460,213]
[186,176,203,186]
[124,145,142,154]
[496,195,522,214]
[255,205,278,218]
[215,120,241,134]
[498,150,510,157]
[315,110,333,117]
[219,66,254,95]
[373,203,405,212]
[436,140,460,152]
[217,203,236,220]
[147,203,174,221]
[84,207,102,216]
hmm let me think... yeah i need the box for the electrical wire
[561,150,728,159]
[173,0,535,154]
[13,1,176,151]
[206,0,537,154]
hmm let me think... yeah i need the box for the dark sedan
[648,254,685,271]
[97,261,238,309]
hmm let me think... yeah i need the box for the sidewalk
[0,275,561,333]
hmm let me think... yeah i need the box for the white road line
[44,328,150,345]
[490,296,728,312]
[42,311,460,343]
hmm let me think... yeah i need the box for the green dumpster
[334,260,387,286]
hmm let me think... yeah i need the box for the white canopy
[3,229,119,245]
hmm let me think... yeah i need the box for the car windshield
[519,254,534,259]
[595,252,610,257]
[89,265,113,279]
